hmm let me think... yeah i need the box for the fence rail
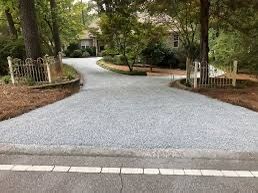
[7,53,62,85]
[189,61,238,89]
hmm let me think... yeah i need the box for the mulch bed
[98,60,186,76]
[171,77,258,112]
[0,85,78,121]
[195,80,258,112]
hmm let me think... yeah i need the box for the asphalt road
[0,154,258,193]
[0,58,257,152]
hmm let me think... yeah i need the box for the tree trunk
[81,0,85,25]
[19,0,41,59]
[200,0,209,84]
[5,9,18,39]
[50,0,61,56]
[50,0,62,74]
[186,57,193,85]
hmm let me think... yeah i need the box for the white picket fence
[7,53,62,85]
[189,61,238,88]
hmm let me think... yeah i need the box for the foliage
[25,77,36,86]
[65,43,96,57]
[0,38,26,75]
[70,49,83,58]
[97,59,147,76]
[82,51,91,58]
[145,0,200,61]
[94,0,166,71]
[83,47,96,56]
[113,55,128,65]
[102,55,114,63]
[141,42,179,68]
[1,0,93,56]
[210,31,258,74]
[35,0,86,55]
[63,64,78,80]
[209,0,258,74]
[1,75,11,84]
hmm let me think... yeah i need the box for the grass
[0,75,11,84]
[63,64,79,80]
[97,59,147,76]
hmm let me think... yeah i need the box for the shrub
[63,64,77,80]
[70,50,83,58]
[1,75,11,84]
[25,77,35,86]
[0,38,26,76]
[64,43,80,57]
[141,42,179,68]
[101,50,109,56]
[103,55,114,63]
[162,49,179,68]
[113,55,127,65]
[178,62,186,70]
[84,47,96,56]
[82,51,91,58]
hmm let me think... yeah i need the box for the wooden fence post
[232,60,238,87]
[194,61,198,89]
[45,55,52,83]
[58,52,63,66]
[7,56,15,85]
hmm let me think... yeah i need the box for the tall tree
[200,0,210,83]
[145,0,200,84]
[19,0,41,59]
[50,0,61,56]
[4,8,17,39]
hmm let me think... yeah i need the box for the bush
[63,64,77,80]
[82,51,91,58]
[101,50,109,56]
[64,43,80,57]
[25,77,35,86]
[141,42,179,68]
[70,50,83,58]
[0,38,26,76]
[178,62,186,70]
[84,47,96,56]
[113,55,127,65]
[1,75,11,84]
[103,55,114,63]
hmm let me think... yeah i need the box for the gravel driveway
[0,58,257,152]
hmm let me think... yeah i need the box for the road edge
[0,144,258,161]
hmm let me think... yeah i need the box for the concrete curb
[0,144,258,161]
[170,79,194,91]
[29,77,80,90]
[97,60,147,76]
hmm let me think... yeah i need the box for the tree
[200,0,210,84]
[0,0,18,39]
[4,8,17,39]
[209,0,258,75]
[19,0,42,59]
[50,0,62,74]
[95,0,163,71]
[50,0,61,56]
[145,0,200,84]
[35,0,85,54]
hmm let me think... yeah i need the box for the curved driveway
[0,58,258,152]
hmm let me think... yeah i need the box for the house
[138,12,181,49]
[78,21,104,56]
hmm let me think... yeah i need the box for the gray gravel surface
[0,58,257,151]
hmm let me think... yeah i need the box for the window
[173,33,179,48]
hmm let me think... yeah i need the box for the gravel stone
[0,58,257,152]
